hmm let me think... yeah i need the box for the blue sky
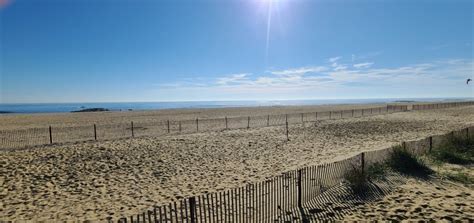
[0,0,472,103]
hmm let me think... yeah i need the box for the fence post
[301,113,304,123]
[148,210,152,223]
[225,116,228,130]
[167,120,170,133]
[189,197,197,223]
[131,121,134,137]
[267,115,270,126]
[196,118,199,132]
[351,109,354,117]
[49,126,53,144]
[315,112,318,120]
[429,136,433,152]
[286,121,289,141]
[297,169,302,208]
[247,116,250,129]
[179,121,182,133]
[329,111,332,119]
[285,114,288,123]
[370,108,373,114]
[340,111,343,119]
[94,124,97,141]
[361,152,365,176]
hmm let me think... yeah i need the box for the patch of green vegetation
[366,162,387,180]
[344,165,367,192]
[344,162,388,192]
[443,171,474,185]
[430,136,474,165]
[386,146,433,177]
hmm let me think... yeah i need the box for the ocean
[0,98,470,114]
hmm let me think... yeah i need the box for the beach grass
[386,145,433,177]
[430,136,474,165]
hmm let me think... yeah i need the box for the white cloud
[328,56,341,63]
[216,73,251,85]
[152,58,473,100]
[353,62,374,69]
[270,66,327,76]
[334,65,347,71]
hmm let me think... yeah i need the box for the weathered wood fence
[412,101,474,110]
[1,101,472,150]
[0,105,409,150]
[114,126,473,223]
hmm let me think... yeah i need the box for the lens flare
[0,0,11,9]
[265,0,273,65]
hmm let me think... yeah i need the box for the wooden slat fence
[2,101,473,150]
[0,105,412,150]
[412,101,474,110]
[114,125,473,223]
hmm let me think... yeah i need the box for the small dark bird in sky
[468,78,472,85]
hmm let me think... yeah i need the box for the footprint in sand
[454,202,466,207]
[441,216,454,221]
[455,193,467,198]
[394,208,407,214]
[413,207,423,213]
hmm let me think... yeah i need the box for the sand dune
[345,166,474,221]
[0,105,473,221]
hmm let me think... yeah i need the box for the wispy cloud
[353,62,374,69]
[328,56,341,63]
[270,66,327,76]
[216,73,251,85]
[334,65,347,71]
[153,58,473,100]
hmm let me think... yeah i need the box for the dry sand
[0,105,473,221]
[0,103,395,130]
[344,165,474,221]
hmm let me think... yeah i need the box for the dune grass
[344,165,368,192]
[344,162,388,192]
[386,145,433,177]
[345,145,432,191]
[345,134,474,192]
[430,136,474,165]
[443,171,474,185]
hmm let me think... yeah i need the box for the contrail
[265,0,273,66]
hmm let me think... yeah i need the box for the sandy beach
[344,164,474,221]
[0,103,397,130]
[1,105,473,221]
